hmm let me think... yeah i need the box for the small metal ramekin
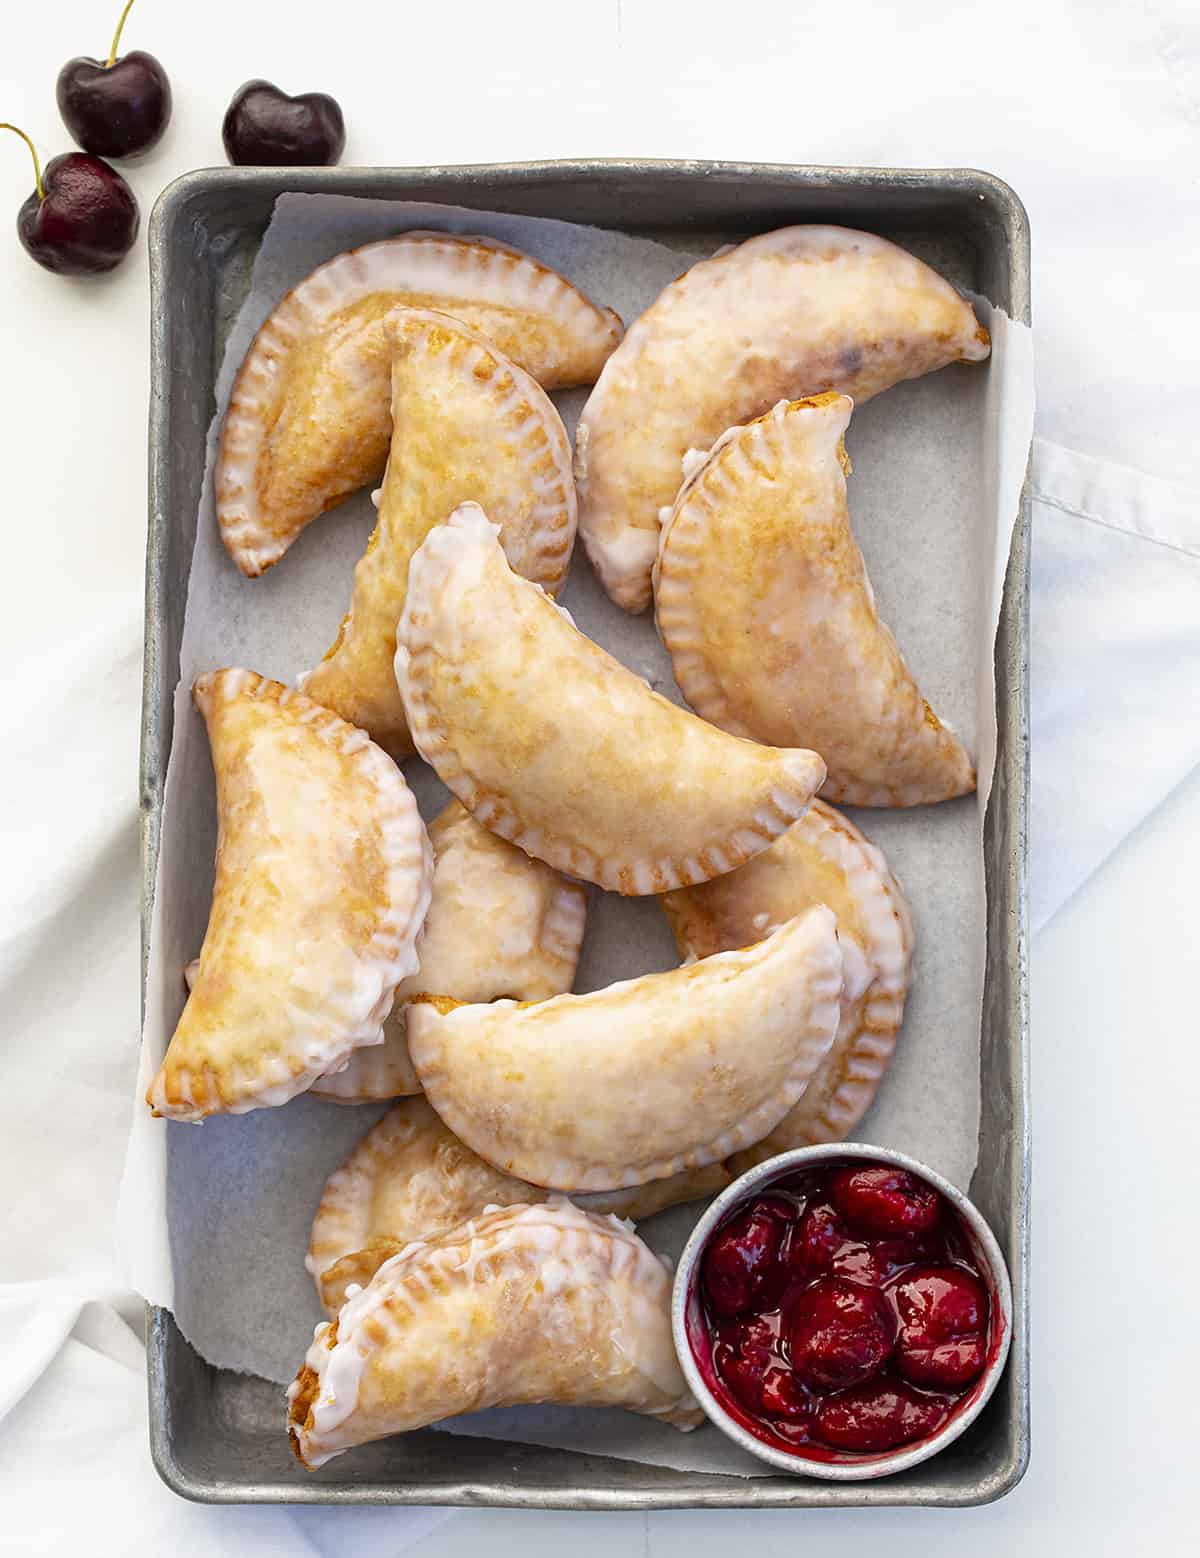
[671,1143,1013,1480]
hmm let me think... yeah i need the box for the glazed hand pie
[299,309,577,756]
[307,1096,731,1313]
[661,799,913,1166]
[396,502,827,893]
[288,1200,702,1466]
[148,670,431,1121]
[406,905,843,1191]
[576,225,990,611]
[311,801,587,1104]
[656,393,976,806]
[218,232,621,576]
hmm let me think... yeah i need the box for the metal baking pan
[142,160,1030,1508]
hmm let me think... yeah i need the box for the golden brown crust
[307,1096,729,1314]
[217,233,620,577]
[655,394,975,806]
[288,1202,701,1467]
[287,1355,326,1459]
[147,670,431,1121]
[576,224,990,612]
[299,310,577,758]
[405,908,844,1192]
[396,503,826,895]
[661,799,913,1158]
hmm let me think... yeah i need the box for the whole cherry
[57,0,172,160]
[829,1165,941,1238]
[790,1201,846,1276]
[714,1317,807,1421]
[815,1378,952,1454]
[757,1366,809,1422]
[787,1275,896,1391]
[2,125,139,276]
[701,1197,791,1317]
[715,1312,778,1362]
[891,1265,989,1389]
[222,80,346,166]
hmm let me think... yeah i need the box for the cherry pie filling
[691,1163,996,1457]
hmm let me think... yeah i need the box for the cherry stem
[0,124,45,201]
[107,0,137,67]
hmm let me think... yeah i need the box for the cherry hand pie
[655,393,975,806]
[307,1096,730,1313]
[576,225,989,611]
[406,905,843,1191]
[148,670,431,1121]
[217,232,619,576]
[288,1200,702,1466]
[299,308,577,757]
[396,501,827,892]
[312,801,586,1104]
[662,799,913,1165]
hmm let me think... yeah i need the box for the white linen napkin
[1028,441,1200,930]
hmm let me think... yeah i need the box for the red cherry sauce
[688,1162,997,1461]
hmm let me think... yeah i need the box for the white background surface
[1,1,1197,1555]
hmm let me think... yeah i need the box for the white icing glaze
[406,907,843,1191]
[396,504,826,896]
[149,671,432,1122]
[310,800,586,1103]
[654,394,974,807]
[665,798,914,1160]
[218,235,620,576]
[577,226,989,611]
[837,931,874,1006]
[292,1200,694,1465]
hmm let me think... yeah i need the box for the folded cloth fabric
[1029,441,1200,929]
[0,1282,450,1558]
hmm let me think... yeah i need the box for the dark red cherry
[714,1318,807,1421]
[749,1194,796,1223]
[57,1,171,160]
[830,1239,890,1287]
[892,1265,989,1389]
[791,1202,847,1276]
[222,79,345,166]
[789,1200,909,1286]
[714,1323,773,1414]
[716,1313,777,1362]
[719,1351,770,1413]
[4,128,138,276]
[849,1233,943,1285]
[814,1378,952,1453]
[702,1202,788,1317]
[757,1366,809,1421]
[830,1166,941,1238]
[787,1276,895,1391]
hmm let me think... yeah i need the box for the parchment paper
[120,193,1034,1477]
